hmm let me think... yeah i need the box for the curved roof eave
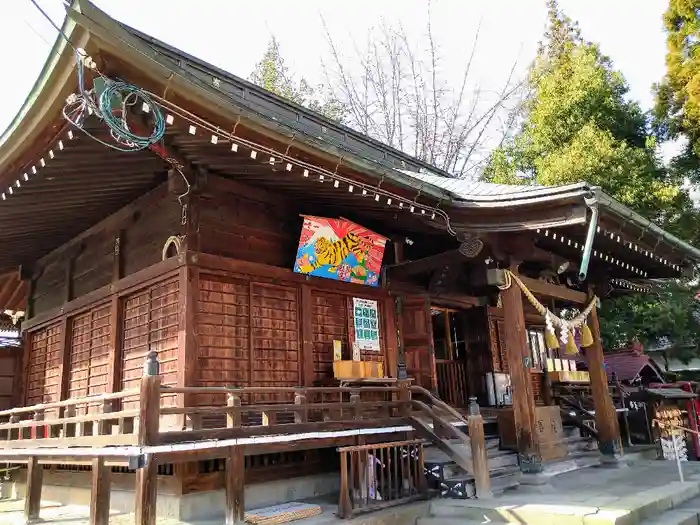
[0,12,89,173]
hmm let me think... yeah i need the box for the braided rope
[497,269,597,330]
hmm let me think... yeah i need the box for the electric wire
[26,0,455,234]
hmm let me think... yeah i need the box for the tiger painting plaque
[293,216,387,287]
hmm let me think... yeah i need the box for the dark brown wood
[517,275,587,305]
[338,450,351,518]
[23,256,183,332]
[178,265,199,428]
[399,297,437,391]
[384,297,399,377]
[500,265,541,471]
[56,316,73,406]
[225,446,245,525]
[25,456,43,523]
[135,460,157,525]
[468,412,491,498]
[112,231,123,282]
[90,456,111,525]
[64,256,74,304]
[138,374,161,446]
[106,296,123,395]
[586,292,620,457]
[300,285,314,385]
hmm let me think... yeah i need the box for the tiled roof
[395,169,589,203]
[576,349,665,383]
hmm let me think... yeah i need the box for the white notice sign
[352,298,381,351]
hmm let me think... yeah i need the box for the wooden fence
[0,353,493,524]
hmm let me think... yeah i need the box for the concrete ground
[428,460,700,525]
[3,460,700,524]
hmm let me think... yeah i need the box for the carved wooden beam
[385,250,463,280]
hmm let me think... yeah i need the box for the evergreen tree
[484,1,693,235]
[485,1,700,353]
[249,37,345,122]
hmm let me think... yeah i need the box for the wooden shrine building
[1,1,700,523]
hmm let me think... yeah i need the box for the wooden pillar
[225,446,245,525]
[300,285,314,386]
[90,457,111,525]
[384,295,399,377]
[177,264,199,429]
[24,456,43,523]
[135,353,161,525]
[586,294,621,458]
[500,265,541,472]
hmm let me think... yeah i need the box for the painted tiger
[311,232,368,273]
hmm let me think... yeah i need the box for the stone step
[424,445,518,473]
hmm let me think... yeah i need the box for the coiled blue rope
[98,81,165,151]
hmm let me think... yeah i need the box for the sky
[0,0,672,158]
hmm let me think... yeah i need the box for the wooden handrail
[0,389,140,418]
[410,386,470,427]
[162,386,404,394]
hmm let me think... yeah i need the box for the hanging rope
[498,269,597,350]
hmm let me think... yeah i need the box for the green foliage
[484,1,700,351]
[249,37,346,122]
[483,1,691,234]
[654,0,700,159]
[598,281,699,356]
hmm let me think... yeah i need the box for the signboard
[293,216,387,287]
[352,298,381,351]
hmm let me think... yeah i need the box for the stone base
[517,453,543,474]
[10,469,339,521]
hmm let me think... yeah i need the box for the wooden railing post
[225,446,245,525]
[467,397,492,499]
[227,393,241,428]
[138,351,162,446]
[350,390,362,420]
[135,351,161,525]
[33,409,45,440]
[24,456,43,523]
[90,456,111,525]
[294,391,307,423]
[397,379,411,417]
[338,450,352,518]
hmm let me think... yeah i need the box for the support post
[225,446,245,525]
[467,398,492,498]
[90,457,111,525]
[395,296,408,380]
[587,293,621,459]
[24,456,43,524]
[135,352,161,525]
[500,264,541,473]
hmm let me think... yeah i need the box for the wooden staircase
[407,387,601,500]
[408,388,521,499]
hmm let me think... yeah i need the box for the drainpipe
[579,194,599,282]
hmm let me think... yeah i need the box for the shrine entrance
[431,306,470,408]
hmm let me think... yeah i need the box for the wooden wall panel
[196,276,250,405]
[0,348,18,411]
[33,260,65,315]
[121,278,179,408]
[311,291,347,383]
[199,184,300,268]
[122,197,182,277]
[26,323,62,406]
[251,283,299,402]
[72,237,113,300]
[30,191,181,318]
[67,303,111,406]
